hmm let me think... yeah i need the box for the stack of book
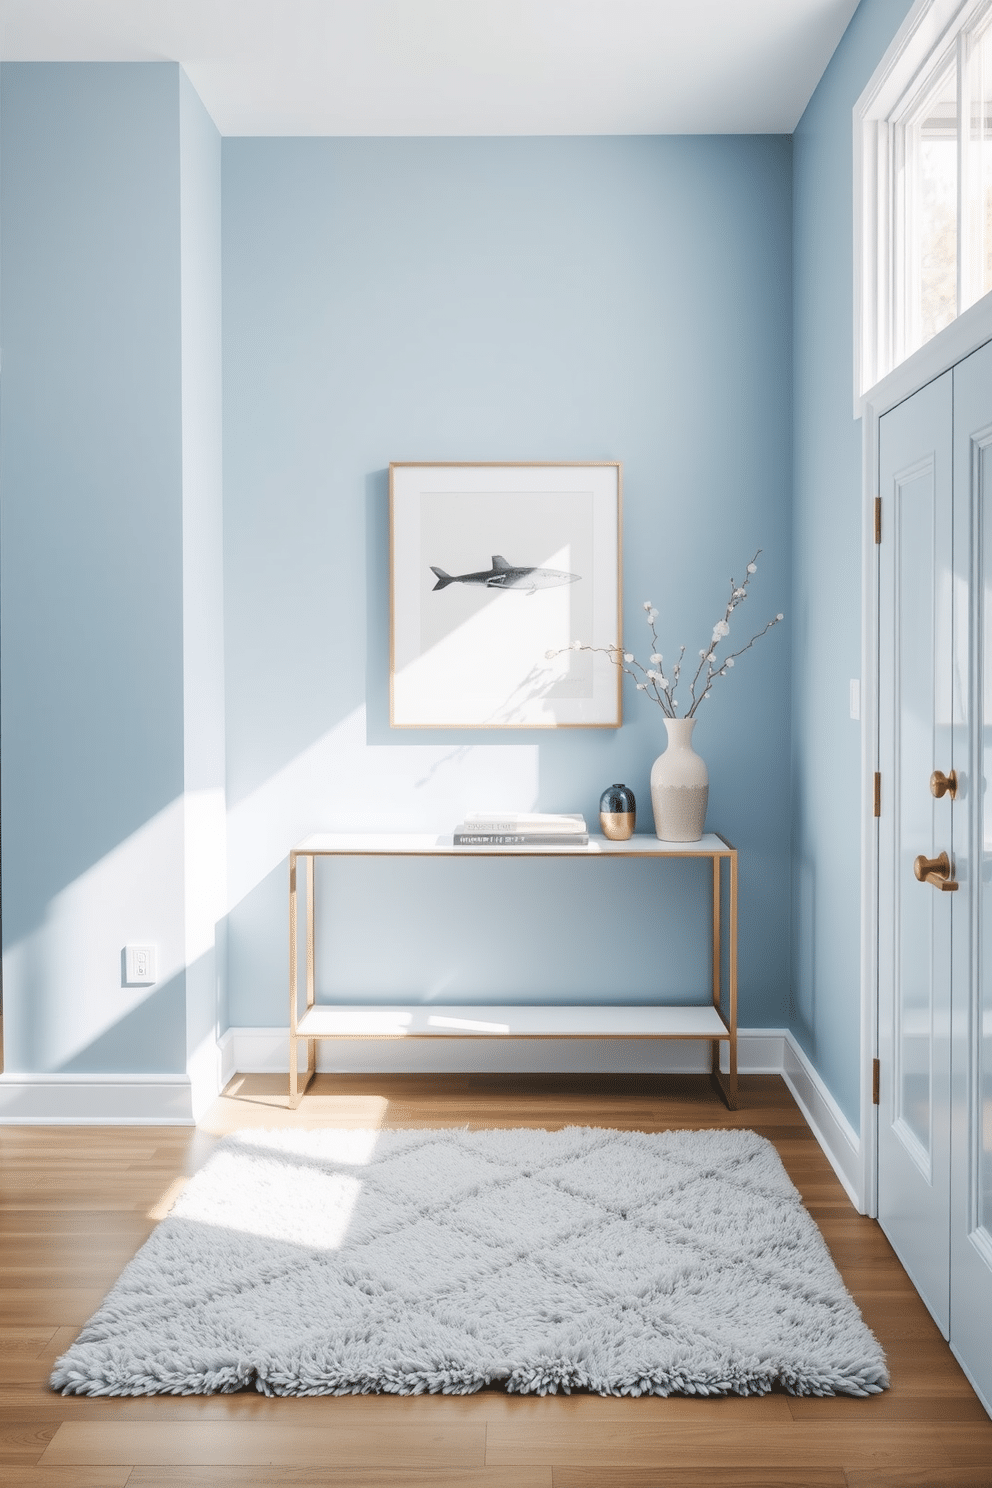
[452,812,589,847]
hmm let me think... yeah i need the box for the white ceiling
[0,0,861,136]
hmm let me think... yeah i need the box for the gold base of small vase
[600,811,635,841]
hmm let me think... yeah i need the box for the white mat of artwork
[52,1125,888,1399]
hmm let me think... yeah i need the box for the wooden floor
[1,1071,990,1488]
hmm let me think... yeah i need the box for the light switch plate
[124,944,157,986]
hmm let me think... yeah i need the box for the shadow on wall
[224,864,287,1032]
[792,850,816,1050]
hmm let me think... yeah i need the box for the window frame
[855,0,992,407]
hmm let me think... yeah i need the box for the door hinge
[872,1058,880,1105]
[874,496,882,543]
[873,772,881,817]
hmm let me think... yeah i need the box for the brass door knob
[913,850,958,891]
[930,769,958,799]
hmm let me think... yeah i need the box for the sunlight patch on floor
[150,1113,383,1241]
[197,1073,391,1134]
[148,1175,190,1221]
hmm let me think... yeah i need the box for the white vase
[650,716,708,842]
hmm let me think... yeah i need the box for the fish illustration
[430,554,580,594]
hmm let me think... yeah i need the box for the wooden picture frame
[389,462,622,728]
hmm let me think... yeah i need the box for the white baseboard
[221,1026,787,1079]
[0,1072,194,1125]
[733,1030,788,1075]
[951,1342,992,1422]
[780,1034,863,1211]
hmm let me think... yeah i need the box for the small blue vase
[599,783,636,840]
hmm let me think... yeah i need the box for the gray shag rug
[51,1125,888,1399]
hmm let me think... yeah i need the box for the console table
[288,832,738,1109]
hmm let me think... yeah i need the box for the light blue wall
[0,10,946,1094]
[791,0,915,1127]
[0,62,225,1082]
[222,136,794,1031]
[0,68,798,1077]
[1,63,185,924]
[0,64,188,1073]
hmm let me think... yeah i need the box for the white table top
[293,832,734,857]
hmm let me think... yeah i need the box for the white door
[949,339,992,1408]
[877,344,992,1410]
[877,370,954,1335]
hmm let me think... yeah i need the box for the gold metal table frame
[288,832,738,1110]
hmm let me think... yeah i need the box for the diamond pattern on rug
[50,1125,889,1399]
[447,1174,605,1248]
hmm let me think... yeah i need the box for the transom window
[857,0,992,396]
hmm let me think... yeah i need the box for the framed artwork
[389,462,622,728]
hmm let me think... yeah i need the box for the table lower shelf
[289,1004,738,1110]
[293,1004,731,1039]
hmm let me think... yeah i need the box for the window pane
[915,69,959,349]
[979,26,992,298]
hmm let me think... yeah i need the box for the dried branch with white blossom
[545,549,784,718]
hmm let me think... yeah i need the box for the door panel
[950,338,992,1407]
[877,370,953,1335]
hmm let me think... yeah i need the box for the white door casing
[949,338,992,1408]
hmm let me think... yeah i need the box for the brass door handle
[930,769,958,799]
[913,851,958,891]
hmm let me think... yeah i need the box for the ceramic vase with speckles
[650,717,708,842]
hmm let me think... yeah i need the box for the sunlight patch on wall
[394,543,589,727]
[225,703,540,911]
[185,788,227,965]
[1,791,224,1074]
[2,796,184,1072]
